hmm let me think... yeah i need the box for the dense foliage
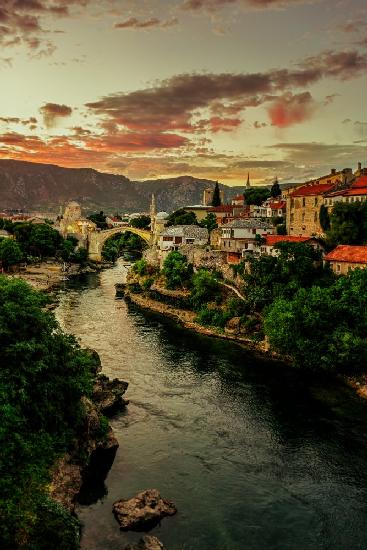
[0,277,96,548]
[87,211,108,230]
[264,269,367,373]
[270,179,281,198]
[326,202,367,246]
[13,223,63,258]
[241,242,332,312]
[211,182,221,206]
[190,269,220,310]
[129,215,151,229]
[0,238,23,269]
[199,213,218,232]
[166,209,198,227]
[243,187,270,206]
[162,251,193,289]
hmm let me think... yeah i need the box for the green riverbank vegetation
[0,276,101,548]
[128,244,367,374]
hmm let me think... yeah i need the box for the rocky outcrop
[124,536,165,550]
[93,374,129,416]
[113,489,177,531]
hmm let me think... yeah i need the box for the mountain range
[0,159,247,214]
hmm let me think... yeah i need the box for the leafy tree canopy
[162,251,193,289]
[244,187,270,206]
[199,212,218,232]
[190,269,220,310]
[270,179,281,198]
[326,202,367,246]
[264,268,367,373]
[0,277,96,547]
[0,238,23,269]
[88,211,108,230]
[129,215,151,229]
[166,209,198,227]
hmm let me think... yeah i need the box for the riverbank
[124,288,277,358]
[8,260,102,291]
[124,287,367,405]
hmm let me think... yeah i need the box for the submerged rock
[93,374,129,416]
[113,489,177,531]
[124,535,165,550]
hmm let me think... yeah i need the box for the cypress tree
[211,182,221,206]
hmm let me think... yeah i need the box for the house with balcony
[158,225,209,258]
[221,219,274,264]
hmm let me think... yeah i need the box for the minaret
[150,193,156,234]
[246,173,251,188]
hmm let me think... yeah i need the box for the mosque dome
[156,211,168,220]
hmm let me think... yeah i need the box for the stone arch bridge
[88,226,152,261]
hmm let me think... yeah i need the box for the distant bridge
[88,226,152,261]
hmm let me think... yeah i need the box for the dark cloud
[86,47,367,138]
[268,142,367,168]
[114,17,178,29]
[267,91,316,128]
[181,0,316,12]
[40,102,73,128]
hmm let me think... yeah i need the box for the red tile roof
[269,200,286,209]
[325,245,367,264]
[291,182,336,197]
[352,175,367,189]
[265,235,313,246]
[233,194,244,200]
[343,188,367,196]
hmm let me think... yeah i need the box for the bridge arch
[88,226,152,262]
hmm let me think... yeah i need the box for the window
[302,213,305,222]
[290,213,294,222]
[314,197,318,207]
[336,264,341,273]
[314,212,317,222]
[302,198,306,207]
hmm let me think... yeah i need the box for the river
[55,261,367,550]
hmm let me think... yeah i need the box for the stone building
[324,245,367,275]
[202,186,224,206]
[58,201,96,242]
[286,168,354,236]
[221,219,274,264]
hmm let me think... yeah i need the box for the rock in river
[123,535,165,550]
[113,489,177,531]
[93,374,129,416]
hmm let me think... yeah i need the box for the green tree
[264,269,367,373]
[244,188,270,206]
[162,251,193,289]
[211,182,222,206]
[0,238,23,270]
[199,212,218,232]
[326,202,367,246]
[130,215,151,229]
[166,209,198,227]
[243,242,331,311]
[0,277,96,547]
[190,269,220,310]
[88,211,108,230]
[276,224,287,235]
[270,178,281,198]
[319,204,331,232]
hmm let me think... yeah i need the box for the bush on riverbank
[264,268,367,373]
[0,276,97,547]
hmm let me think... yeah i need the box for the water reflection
[55,262,367,550]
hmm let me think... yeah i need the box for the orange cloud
[267,92,316,128]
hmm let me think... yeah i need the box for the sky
[0,0,367,185]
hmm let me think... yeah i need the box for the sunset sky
[1,0,367,185]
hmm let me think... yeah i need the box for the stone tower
[150,193,156,234]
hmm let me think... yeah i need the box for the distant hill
[0,160,247,214]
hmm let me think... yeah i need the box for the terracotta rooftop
[324,245,367,264]
[265,235,313,246]
[291,182,336,197]
[269,200,286,209]
[352,175,367,189]
[343,188,367,196]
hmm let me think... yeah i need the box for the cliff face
[0,160,243,213]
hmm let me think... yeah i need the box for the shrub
[162,251,193,289]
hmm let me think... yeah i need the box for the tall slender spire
[150,193,156,219]
[246,173,251,188]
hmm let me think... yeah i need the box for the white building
[158,225,209,253]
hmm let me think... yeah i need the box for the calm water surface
[55,261,367,550]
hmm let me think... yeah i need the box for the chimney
[331,168,336,175]
[358,162,362,173]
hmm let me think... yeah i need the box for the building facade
[324,245,367,275]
